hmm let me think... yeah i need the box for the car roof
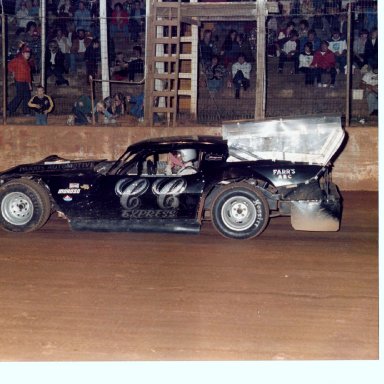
[127,135,228,153]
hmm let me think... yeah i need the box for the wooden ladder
[144,1,181,126]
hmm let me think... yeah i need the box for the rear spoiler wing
[222,116,345,166]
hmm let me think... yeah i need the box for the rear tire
[0,179,51,232]
[211,184,269,239]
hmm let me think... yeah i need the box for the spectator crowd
[199,0,378,116]
[2,0,379,121]
[5,0,146,123]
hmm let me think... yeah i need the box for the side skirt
[68,218,201,234]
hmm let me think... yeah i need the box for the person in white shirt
[298,42,315,85]
[232,53,251,99]
[328,29,347,73]
[55,28,72,72]
[361,66,378,116]
[277,30,299,75]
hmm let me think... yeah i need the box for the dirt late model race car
[0,116,345,240]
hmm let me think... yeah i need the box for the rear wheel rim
[1,192,34,226]
[221,196,257,232]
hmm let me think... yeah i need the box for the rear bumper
[290,183,341,232]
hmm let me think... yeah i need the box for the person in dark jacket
[364,28,378,70]
[28,85,54,125]
[46,40,69,86]
[84,38,101,83]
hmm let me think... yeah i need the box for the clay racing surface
[0,192,377,361]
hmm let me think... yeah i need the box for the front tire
[0,179,51,232]
[211,184,269,239]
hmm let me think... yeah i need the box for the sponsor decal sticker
[273,168,296,180]
[58,188,81,194]
[69,183,80,188]
[63,195,72,202]
[80,184,90,190]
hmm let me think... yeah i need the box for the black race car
[0,117,345,239]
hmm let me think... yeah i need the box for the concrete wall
[0,124,377,191]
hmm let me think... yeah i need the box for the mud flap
[291,198,341,231]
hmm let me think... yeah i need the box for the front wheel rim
[221,196,258,232]
[1,192,34,226]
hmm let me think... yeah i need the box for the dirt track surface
[0,192,378,361]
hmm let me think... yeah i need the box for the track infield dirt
[0,191,378,361]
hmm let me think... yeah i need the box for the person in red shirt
[110,2,129,38]
[310,40,337,88]
[8,45,33,116]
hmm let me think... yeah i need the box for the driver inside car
[165,149,198,176]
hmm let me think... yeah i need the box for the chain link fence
[0,1,378,126]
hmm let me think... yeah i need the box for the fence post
[1,12,6,125]
[41,0,46,87]
[255,0,266,120]
[90,76,95,125]
[345,5,352,127]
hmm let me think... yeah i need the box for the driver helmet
[178,149,197,163]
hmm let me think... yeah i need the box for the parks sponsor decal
[272,168,296,180]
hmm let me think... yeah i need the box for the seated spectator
[55,28,72,72]
[111,51,130,80]
[85,38,101,82]
[360,66,378,117]
[298,42,315,85]
[129,0,146,43]
[74,1,92,32]
[300,29,320,53]
[68,95,92,125]
[232,53,251,99]
[46,0,58,14]
[122,0,133,13]
[127,45,144,81]
[353,29,369,69]
[24,22,41,72]
[90,0,100,39]
[70,28,92,73]
[57,0,76,31]
[298,19,309,39]
[200,29,217,66]
[266,16,278,56]
[204,55,227,93]
[364,28,378,71]
[108,93,126,116]
[221,29,240,67]
[310,40,337,87]
[328,28,347,73]
[278,30,299,74]
[275,21,295,57]
[15,2,34,35]
[290,0,301,15]
[15,0,27,12]
[95,101,117,125]
[330,13,347,40]
[110,2,129,38]
[127,93,144,119]
[236,33,254,63]
[29,0,40,19]
[301,0,316,16]
[364,1,377,33]
[46,40,69,86]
